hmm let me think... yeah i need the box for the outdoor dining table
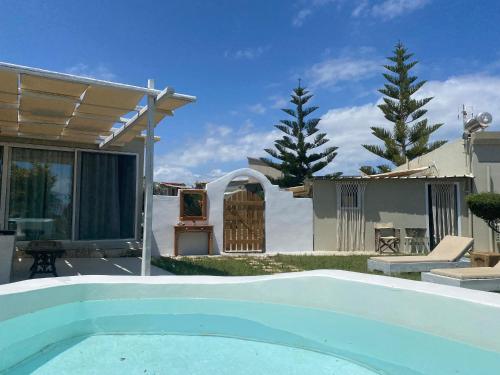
[25,241,65,278]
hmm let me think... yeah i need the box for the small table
[25,241,65,278]
[403,228,428,254]
[174,224,213,256]
[470,252,500,267]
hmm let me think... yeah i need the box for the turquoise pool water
[1,298,500,374]
[6,335,376,375]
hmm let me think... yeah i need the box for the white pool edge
[2,270,500,308]
[1,270,500,355]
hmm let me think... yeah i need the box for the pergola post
[141,79,156,276]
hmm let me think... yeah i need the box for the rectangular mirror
[179,189,207,221]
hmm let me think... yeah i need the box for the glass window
[8,148,74,240]
[340,184,359,209]
[78,152,136,240]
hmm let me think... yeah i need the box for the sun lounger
[367,235,473,275]
[422,262,500,292]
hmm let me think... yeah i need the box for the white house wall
[206,168,313,254]
[152,168,314,256]
[152,195,179,256]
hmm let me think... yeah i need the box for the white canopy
[0,62,196,148]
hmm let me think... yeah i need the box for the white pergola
[0,62,196,275]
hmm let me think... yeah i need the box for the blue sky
[2,0,500,182]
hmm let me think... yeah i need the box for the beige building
[312,131,500,253]
[247,157,283,181]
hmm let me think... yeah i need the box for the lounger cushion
[430,267,500,280]
[370,235,473,264]
[425,236,473,261]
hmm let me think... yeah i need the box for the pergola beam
[98,86,196,149]
[97,106,173,148]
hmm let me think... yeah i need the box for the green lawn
[152,254,421,281]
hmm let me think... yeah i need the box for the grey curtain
[78,152,136,240]
[8,148,74,240]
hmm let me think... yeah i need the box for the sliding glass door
[8,148,74,240]
[78,152,136,240]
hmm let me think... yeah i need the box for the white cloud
[354,0,431,20]
[65,63,116,81]
[269,95,288,109]
[248,103,267,114]
[292,0,340,27]
[305,55,381,89]
[293,0,428,27]
[157,74,500,182]
[154,122,279,184]
[318,74,500,175]
[224,46,269,60]
[351,0,369,17]
[292,8,313,27]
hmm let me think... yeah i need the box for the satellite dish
[476,112,493,126]
[464,112,492,133]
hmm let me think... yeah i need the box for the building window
[77,152,136,240]
[340,184,359,209]
[8,148,74,240]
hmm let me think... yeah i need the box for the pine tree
[261,83,338,187]
[361,42,446,174]
[360,165,391,176]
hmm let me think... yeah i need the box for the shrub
[466,192,500,233]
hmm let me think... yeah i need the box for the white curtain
[336,182,366,251]
[431,183,457,244]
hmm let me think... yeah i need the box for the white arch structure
[206,168,313,254]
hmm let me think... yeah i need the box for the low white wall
[152,195,179,256]
[152,196,217,256]
[206,168,313,254]
[153,168,314,256]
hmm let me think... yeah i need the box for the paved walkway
[10,257,172,283]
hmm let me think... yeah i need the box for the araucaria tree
[361,42,446,174]
[261,84,338,187]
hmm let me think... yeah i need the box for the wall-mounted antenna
[460,104,474,128]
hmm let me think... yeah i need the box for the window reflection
[8,148,73,240]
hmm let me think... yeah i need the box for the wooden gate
[224,190,264,252]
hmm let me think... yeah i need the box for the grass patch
[152,254,421,281]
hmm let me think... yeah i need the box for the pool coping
[2,270,500,358]
[2,270,500,308]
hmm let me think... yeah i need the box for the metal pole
[487,166,494,251]
[141,79,156,276]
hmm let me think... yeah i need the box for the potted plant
[466,192,500,251]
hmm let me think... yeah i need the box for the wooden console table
[174,224,213,256]
[470,252,500,267]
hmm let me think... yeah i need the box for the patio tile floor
[10,257,172,282]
